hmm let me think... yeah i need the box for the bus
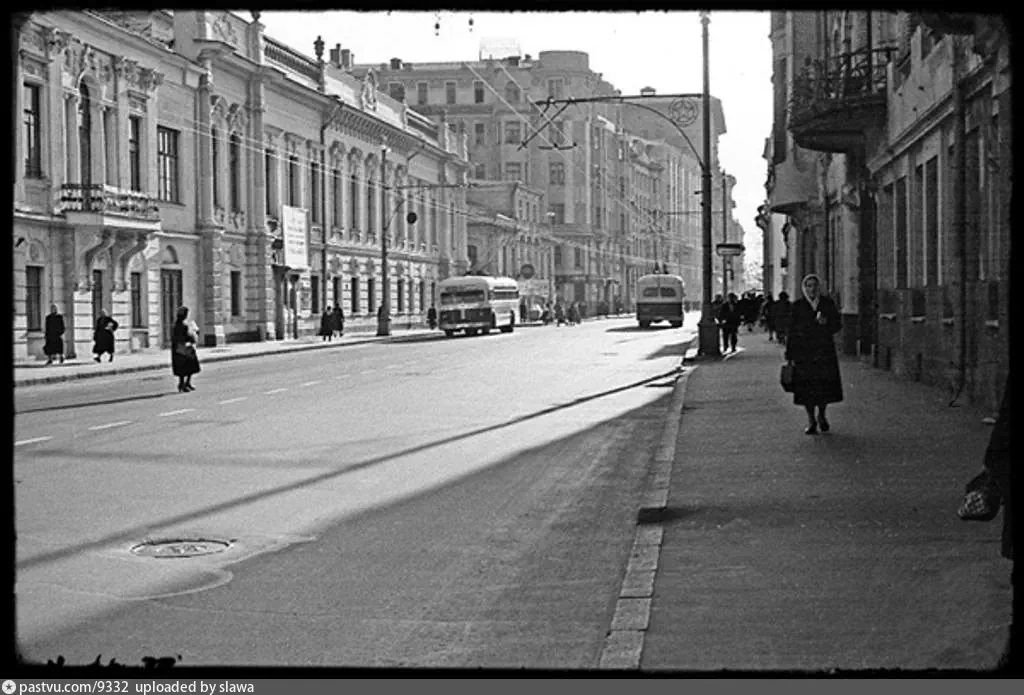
[635,273,685,328]
[437,275,520,337]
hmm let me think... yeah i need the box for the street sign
[281,205,309,269]
[519,263,535,279]
[716,242,745,257]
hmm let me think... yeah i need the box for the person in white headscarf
[784,274,843,434]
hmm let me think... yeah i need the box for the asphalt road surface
[15,316,694,667]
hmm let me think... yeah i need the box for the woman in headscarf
[784,274,843,434]
[171,306,201,392]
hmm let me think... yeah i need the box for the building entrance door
[160,269,183,346]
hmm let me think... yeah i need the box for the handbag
[174,343,196,359]
[957,470,1001,521]
[780,363,795,392]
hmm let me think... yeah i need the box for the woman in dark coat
[171,306,201,392]
[772,291,792,345]
[784,274,842,434]
[92,309,119,362]
[331,304,345,337]
[318,308,334,341]
[44,304,65,365]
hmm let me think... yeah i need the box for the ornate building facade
[13,10,469,360]
[765,11,1010,410]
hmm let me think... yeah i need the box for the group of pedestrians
[42,304,120,365]
[317,304,346,341]
[544,300,583,327]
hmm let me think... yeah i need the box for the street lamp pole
[377,139,390,336]
[722,172,729,298]
[697,11,721,357]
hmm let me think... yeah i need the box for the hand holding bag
[780,362,795,393]
[957,470,1001,521]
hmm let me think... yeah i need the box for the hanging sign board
[281,205,309,270]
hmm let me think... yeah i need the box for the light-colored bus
[437,275,520,337]
[636,273,685,328]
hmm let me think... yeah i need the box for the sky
[255,10,773,262]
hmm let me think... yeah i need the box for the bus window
[441,290,486,305]
[642,287,660,297]
[659,287,677,297]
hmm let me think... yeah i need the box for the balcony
[56,184,161,230]
[789,48,894,153]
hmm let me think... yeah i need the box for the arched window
[366,169,376,234]
[350,169,359,229]
[229,133,241,212]
[78,83,91,187]
[504,82,520,103]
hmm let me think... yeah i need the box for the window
[550,203,565,224]
[288,155,299,207]
[92,269,103,321]
[445,81,456,105]
[504,82,520,103]
[129,272,145,327]
[547,78,564,99]
[368,277,376,314]
[331,168,342,228]
[78,84,92,187]
[504,162,522,182]
[157,126,180,202]
[230,271,242,317]
[574,247,583,268]
[594,206,603,229]
[417,82,428,105]
[552,120,567,147]
[211,128,220,207]
[474,163,486,179]
[128,116,141,191]
[474,80,485,103]
[350,277,360,314]
[504,121,522,144]
[554,246,562,266]
[311,275,320,314]
[388,82,405,102]
[397,278,404,312]
[23,83,42,178]
[474,122,486,146]
[25,266,43,331]
[265,149,276,214]
[230,134,242,212]
[419,281,426,312]
[310,158,321,222]
[350,173,359,228]
[332,276,343,308]
[895,176,907,287]
[549,162,565,185]
[366,173,375,233]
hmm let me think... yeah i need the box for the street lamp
[696,10,721,358]
[378,140,390,336]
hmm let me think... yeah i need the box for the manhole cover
[130,539,232,558]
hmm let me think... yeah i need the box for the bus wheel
[671,321,682,328]
[500,312,514,333]
[466,328,478,336]
[639,320,650,329]
[444,329,455,337]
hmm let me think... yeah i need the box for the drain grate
[130,538,232,558]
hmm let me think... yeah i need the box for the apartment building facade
[765,11,1010,410]
[13,9,469,360]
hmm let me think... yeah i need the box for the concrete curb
[599,342,694,670]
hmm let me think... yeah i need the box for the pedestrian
[332,303,345,337]
[44,304,65,365]
[318,307,334,341]
[568,302,581,326]
[541,302,552,325]
[426,303,437,330]
[784,274,843,434]
[772,291,792,345]
[91,309,118,363]
[982,374,1012,560]
[171,306,200,392]
[715,292,742,353]
[761,293,776,342]
[554,301,566,327]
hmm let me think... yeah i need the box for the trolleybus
[635,273,685,328]
[437,275,520,337]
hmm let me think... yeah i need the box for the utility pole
[377,139,390,336]
[722,172,728,298]
[697,11,720,357]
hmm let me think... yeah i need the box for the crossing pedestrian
[784,274,843,434]
[716,292,742,353]
[426,303,437,330]
[44,304,65,365]
[332,304,345,337]
[91,309,118,363]
[171,306,200,392]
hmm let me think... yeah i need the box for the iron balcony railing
[790,47,895,126]
[57,183,160,219]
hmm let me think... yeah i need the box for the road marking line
[300,380,322,386]
[218,397,247,405]
[15,436,53,447]
[88,421,132,431]
[264,388,287,394]
[158,409,195,417]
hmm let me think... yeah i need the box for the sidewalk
[12,325,437,388]
[642,333,1012,671]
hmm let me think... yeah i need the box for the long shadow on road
[19,364,685,570]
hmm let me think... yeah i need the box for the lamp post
[697,10,721,357]
[722,172,728,298]
[377,139,390,336]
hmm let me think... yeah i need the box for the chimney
[329,44,341,68]
[390,57,402,70]
[640,86,656,96]
[340,48,353,69]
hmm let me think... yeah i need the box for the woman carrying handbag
[784,274,843,434]
[170,306,201,392]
